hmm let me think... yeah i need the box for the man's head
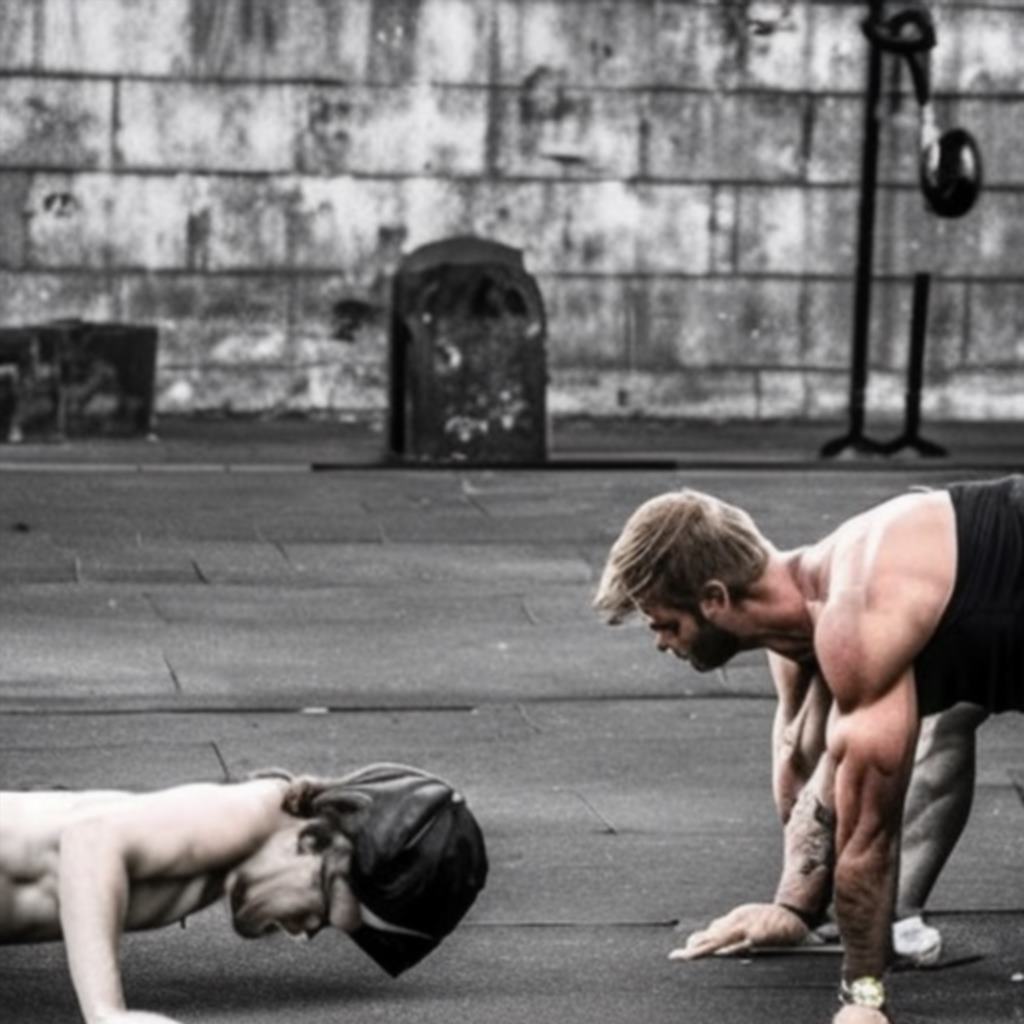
[594,490,770,669]
[227,815,347,942]
[640,599,744,672]
[229,763,488,977]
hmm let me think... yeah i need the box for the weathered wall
[0,0,1021,422]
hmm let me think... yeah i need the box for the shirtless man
[594,476,1021,1023]
[0,763,488,1024]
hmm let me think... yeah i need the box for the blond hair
[593,490,770,623]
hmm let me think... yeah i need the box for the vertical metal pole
[904,271,930,438]
[880,271,947,456]
[821,0,887,457]
[848,20,883,440]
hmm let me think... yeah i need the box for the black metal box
[0,320,158,441]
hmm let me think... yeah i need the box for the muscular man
[0,763,488,1024]
[594,476,1020,1023]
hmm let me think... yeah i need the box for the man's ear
[698,579,730,620]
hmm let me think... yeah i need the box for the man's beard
[687,615,742,672]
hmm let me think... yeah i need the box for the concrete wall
[0,0,1022,423]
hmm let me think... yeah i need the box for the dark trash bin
[388,236,547,464]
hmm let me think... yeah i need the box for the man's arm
[769,655,835,923]
[773,751,836,922]
[770,653,830,822]
[58,779,286,1024]
[673,656,834,959]
[819,605,920,1024]
[828,679,918,980]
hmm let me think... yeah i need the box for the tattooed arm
[673,656,834,960]
[773,752,837,925]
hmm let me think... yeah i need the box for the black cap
[312,763,488,977]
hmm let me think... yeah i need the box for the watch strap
[839,975,887,1010]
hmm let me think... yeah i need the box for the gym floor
[2,421,1023,1023]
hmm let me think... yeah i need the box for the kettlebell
[863,6,983,218]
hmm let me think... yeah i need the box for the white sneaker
[893,914,942,966]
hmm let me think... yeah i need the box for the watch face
[849,976,886,1009]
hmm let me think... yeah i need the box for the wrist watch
[839,976,886,1010]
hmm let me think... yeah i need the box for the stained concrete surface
[2,434,1024,1023]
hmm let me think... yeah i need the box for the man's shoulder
[825,492,954,602]
[834,488,949,548]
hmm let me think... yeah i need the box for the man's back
[0,783,274,943]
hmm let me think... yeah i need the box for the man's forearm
[773,782,835,922]
[835,834,899,980]
[832,734,909,982]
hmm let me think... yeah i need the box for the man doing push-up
[0,763,488,1024]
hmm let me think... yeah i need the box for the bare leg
[893,702,988,963]
[898,703,987,915]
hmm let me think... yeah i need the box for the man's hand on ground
[832,1005,891,1023]
[669,902,810,960]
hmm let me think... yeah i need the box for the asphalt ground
[2,425,1024,1023]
